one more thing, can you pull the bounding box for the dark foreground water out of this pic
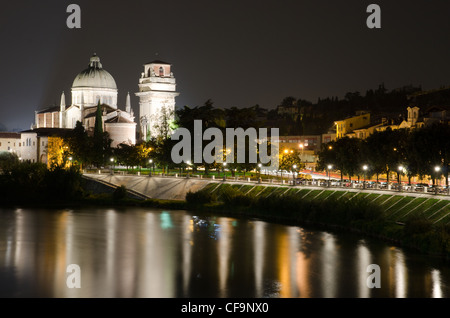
[0,207,449,298]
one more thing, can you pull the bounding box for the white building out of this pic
[1,54,181,165]
[135,60,179,141]
[34,54,136,148]
[0,133,21,156]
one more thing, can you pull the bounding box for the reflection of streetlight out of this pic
[363,165,368,189]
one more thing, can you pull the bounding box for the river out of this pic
[0,207,448,298]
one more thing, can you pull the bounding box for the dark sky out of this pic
[1,0,449,131]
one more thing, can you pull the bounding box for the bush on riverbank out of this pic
[113,185,128,201]
[186,189,217,205]
[0,161,84,203]
[402,215,450,256]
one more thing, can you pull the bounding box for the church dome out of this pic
[72,54,117,90]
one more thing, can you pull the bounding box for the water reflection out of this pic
[0,208,449,298]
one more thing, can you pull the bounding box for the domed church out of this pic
[34,54,136,147]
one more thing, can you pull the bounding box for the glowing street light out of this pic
[292,164,297,186]
[222,162,227,181]
[110,157,115,175]
[434,166,441,195]
[149,159,154,176]
[327,164,333,187]
[398,165,404,191]
[363,165,368,189]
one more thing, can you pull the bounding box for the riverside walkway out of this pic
[83,171,450,202]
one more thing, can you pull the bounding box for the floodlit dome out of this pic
[72,54,117,90]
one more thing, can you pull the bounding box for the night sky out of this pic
[1,0,449,131]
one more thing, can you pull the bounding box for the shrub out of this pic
[186,189,216,205]
[113,185,128,201]
[404,214,433,236]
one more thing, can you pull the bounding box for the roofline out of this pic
[143,60,172,65]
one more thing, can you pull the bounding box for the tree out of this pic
[280,96,296,107]
[66,121,90,169]
[115,143,139,170]
[0,152,19,174]
[318,137,363,182]
[361,136,381,183]
[279,150,303,172]
[89,102,112,168]
[408,123,450,186]
[175,100,226,175]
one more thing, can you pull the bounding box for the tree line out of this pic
[317,123,450,186]
[61,100,303,176]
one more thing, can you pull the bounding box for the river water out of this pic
[0,207,448,298]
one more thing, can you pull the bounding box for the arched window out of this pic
[159,66,164,77]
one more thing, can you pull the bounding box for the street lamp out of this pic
[110,157,115,175]
[327,164,333,187]
[149,159,153,177]
[292,164,297,186]
[299,143,305,163]
[363,165,368,189]
[435,165,441,195]
[398,165,403,192]
[222,162,227,181]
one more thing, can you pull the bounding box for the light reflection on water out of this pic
[0,207,449,298]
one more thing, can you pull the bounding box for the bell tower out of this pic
[135,60,179,141]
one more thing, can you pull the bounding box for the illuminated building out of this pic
[135,60,179,141]
[33,54,136,148]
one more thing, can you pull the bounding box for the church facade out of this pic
[34,54,137,147]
